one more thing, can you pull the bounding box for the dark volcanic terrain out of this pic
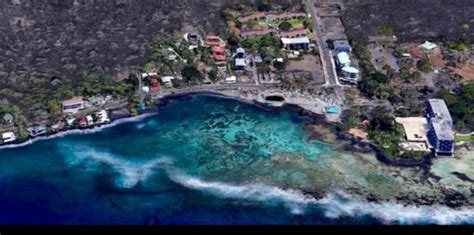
[341,0,473,43]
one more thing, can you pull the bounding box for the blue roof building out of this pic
[427,99,454,156]
[333,40,352,53]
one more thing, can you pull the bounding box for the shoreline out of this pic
[2,91,474,209]
[1,89,467,169]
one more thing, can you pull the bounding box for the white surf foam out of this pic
[62,143,171,188]
[165,169,474,224]
[0,113,156,150]
[58,143,474,224]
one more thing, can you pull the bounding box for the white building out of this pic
[225,76,237,84]
[235,58,246,70]
[61,96,85,114]
[281,37,310,50]
[1,132,16,144]
[419,41,437,51]
[161,76,175,87]
[95,110,110,124]
[335,52,351,68]
[341,66,359,81]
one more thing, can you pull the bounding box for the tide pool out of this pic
[0,95,473,225]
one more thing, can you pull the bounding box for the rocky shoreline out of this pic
[2,91,474,209]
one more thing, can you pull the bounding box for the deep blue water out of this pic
[0,96,471,225]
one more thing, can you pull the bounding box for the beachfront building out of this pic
[426,99,454,156]
[225,76,237,84]
[281,37,310,50]
[396,117,430,152]
[95,110,110,124]
[161,76,175,88]
[1,132,16,144]
[61,96,85,114]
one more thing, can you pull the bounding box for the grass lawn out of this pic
[288,19,304,27]
[455,134,474,142]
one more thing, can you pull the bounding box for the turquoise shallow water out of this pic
[0,95,473,224]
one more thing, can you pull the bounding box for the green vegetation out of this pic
[0,105,29,139]
[208,68,218,82]
[368,107,404,158]
[303,17,314,30]
[436,84,474,131]
[144,95,153,107]
[78,70,138,98]
[278,21,293,31]
[455,134,474,142]
[446,41,466,51]
[462,24,470,31]
[257,0,271,11]
[48,100,62,119]
[181,66,202,83]
[417,58,432,73]
[379,26,395,36]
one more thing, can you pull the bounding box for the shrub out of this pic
[278,21,293,31]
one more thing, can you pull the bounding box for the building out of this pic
[88,96,106,106]
[236,48,245,58]
[161,76,174,86]
[240,27,276,39]
[211,46,227,62]
[251,55,263,67]
[1,132,16,144]
[333,40,352,53]
[235,58,246,70]
[340,66,359,81]
[427,99,454,156]
[61,96,85,114]
[149,78,161,93]
[225,76,237,84]
[205,35,226,47]
[28,125,47,137]
[2,113,14,125]
[95,110,110,124]
[278,29,309,38]
[396,117,430,152]
[335,52,351,68]
[281,37,310,50]
[419,41,437,51]
[238,12,266,23]
[186,31,200,45]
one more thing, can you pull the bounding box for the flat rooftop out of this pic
[428,99,453,125]
[395,117,429,142]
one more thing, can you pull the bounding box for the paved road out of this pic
[305,0,339,86]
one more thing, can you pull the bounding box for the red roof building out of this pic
[211,46,226,53]
[150,86,161,93]
[205,35,225,47]
[150,78,159,85]
[238,12,266,23]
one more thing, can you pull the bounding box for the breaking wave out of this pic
[60,142,172,188]
[60,143,474,225]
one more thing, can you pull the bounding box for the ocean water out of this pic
[0,95,473,225]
